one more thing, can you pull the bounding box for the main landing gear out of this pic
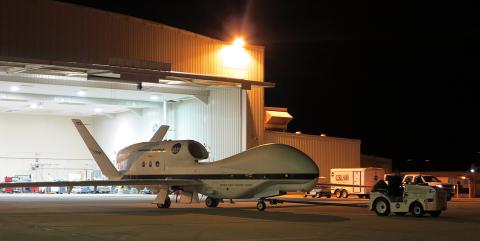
[205,197,220,208]
[256,200,266,211]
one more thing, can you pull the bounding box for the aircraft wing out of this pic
[0,179,202,188]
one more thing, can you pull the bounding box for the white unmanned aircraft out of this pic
[1,119,319,211]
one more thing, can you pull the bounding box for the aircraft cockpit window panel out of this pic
[156,161,160,167]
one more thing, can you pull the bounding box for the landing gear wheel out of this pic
[429,210,442,217]
[411,202,425,217]
[156,196,171,208]
[205,197,219,208]
[394,212,407,216]
[373,198,390,216]
[335,190,341,198]
[341,190,348,198]
[257,200,266,211]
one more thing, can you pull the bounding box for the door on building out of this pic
[353,171,362,193]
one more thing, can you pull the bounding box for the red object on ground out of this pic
[30,187,40,193]
[4,176,13,193]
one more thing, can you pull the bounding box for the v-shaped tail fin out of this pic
[72,119,121,179]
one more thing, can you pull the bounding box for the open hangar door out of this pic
[0,69,244,182]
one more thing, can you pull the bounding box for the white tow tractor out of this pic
[370,183,447,217]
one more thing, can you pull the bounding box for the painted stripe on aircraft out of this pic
[121,173,318,180]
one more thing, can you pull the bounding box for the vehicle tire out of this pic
[373,198,390,216]
[335,189,341,198]
[429,210,442,217]
[205,197,219,208]
[394,212,407,216]
[341,190,348,198]
[156,196,171,208]
[410,202,425,217]
[257,200,266,211]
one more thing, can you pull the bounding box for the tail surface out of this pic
[72,119,122,179]
[150,125,169,142]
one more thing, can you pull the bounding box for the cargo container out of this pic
[330,167,385,198]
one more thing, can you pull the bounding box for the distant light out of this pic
[320,133,327,137]
[77,90,86,96]
[460,176,466,180]
[10,86,19,92]
[150,95,159,101]
[29,103,38,109]
[470,168,475,173]
[233,38,245,48]
[94,108,103,113]
[295,131,302,135]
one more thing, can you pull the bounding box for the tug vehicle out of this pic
[369,181,447,217]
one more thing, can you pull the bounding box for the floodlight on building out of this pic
[320,133,327,137]
[233,38,245,48]
[295,131,302,135]
[221,38,249,69]
[10,86,19,92]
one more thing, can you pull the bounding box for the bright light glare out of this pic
[77,90,86,96]
[10,86,19,92]
[233,38,245,48]
[471,168,475,173]
[222,46,249,69]
[29,103,38,109]
[150,95,159,101]
[94,108,103,113]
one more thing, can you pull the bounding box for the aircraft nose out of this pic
[268,144,319,176]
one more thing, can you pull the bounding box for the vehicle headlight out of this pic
[436,184,443,188]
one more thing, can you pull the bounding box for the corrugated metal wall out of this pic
[265,131,361,178]
[0,0,264,148]
[174,87,242,161]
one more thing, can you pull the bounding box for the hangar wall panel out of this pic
[0,114,95,180]
[0,0,265,149]
[265,131,361,178]
[174,87,242,162]
[92,107,165,162]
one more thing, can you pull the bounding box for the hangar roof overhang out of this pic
[0,56,275,90]
[0,56,274,116]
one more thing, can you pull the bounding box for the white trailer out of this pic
[330,167,385,198]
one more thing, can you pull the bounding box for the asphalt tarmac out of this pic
[0,194,479,241]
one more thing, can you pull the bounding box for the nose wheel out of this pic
[256,200,266,211]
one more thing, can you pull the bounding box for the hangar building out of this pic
[0,0,362,182]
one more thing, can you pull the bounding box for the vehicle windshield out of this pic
[422,176,441,182]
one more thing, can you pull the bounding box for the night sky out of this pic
[59,0,480,171]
